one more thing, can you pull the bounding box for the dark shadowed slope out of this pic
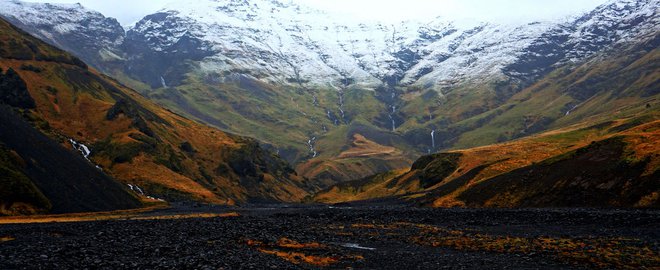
[0,105,141,214]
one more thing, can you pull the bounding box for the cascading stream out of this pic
[160,76,167,88]
[431,129,435,149]
[306,136,317,158]
[338,90,345,123]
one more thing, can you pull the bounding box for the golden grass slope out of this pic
[313,111,660,207]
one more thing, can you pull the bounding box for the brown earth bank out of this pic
[0,205,658,269]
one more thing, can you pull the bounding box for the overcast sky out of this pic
[26,0,609,26]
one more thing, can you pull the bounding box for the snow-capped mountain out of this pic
[505,0,660,84]
[122,0,658,90]
[0,0,125,69]
[1,0,656,91]
[124,0,555,89]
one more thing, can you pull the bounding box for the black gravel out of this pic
[1,205,658,269]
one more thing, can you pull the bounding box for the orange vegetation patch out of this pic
[258,249,339,266]
[335,222,659,269]
[276,237,326,249]
[337,134,400,158]
[617,121,660,175]
[416,232,659,269]
[0,205,164,224]
[0,236,15,242]
[245,238,337,266]
[0,204,239,224]
[245,237,364,267]
[128,212,240,221]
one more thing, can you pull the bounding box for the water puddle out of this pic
[341,243,376,251]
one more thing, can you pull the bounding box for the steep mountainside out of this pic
[1,0,657,187]
[0,17,311,209]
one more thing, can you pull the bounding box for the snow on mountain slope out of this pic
[1,0,656,91]
[127,0,506,88]
[0,0,125,67]
[505,0,660,83]
[124,0,658,91]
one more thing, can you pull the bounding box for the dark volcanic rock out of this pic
[0,206,657,269]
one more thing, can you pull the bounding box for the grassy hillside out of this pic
[0,18,311,208]
[312,113,660,207]
[131,70,419,187]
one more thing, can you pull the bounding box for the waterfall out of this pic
[565,104,578,116]
[160,76,167,88]
[431,129,435,149]
[128,184,165,202]
[327,110,339,125]
[338,91,346,122]
[69,139,91,160]
[307,137,317,158]
[127,184,145,195]
[388,114,396,131]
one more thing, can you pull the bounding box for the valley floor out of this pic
[0,205,658,269]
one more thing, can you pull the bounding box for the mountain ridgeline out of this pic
[0,0,658,209]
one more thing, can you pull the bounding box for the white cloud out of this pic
[24,0,609,26]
